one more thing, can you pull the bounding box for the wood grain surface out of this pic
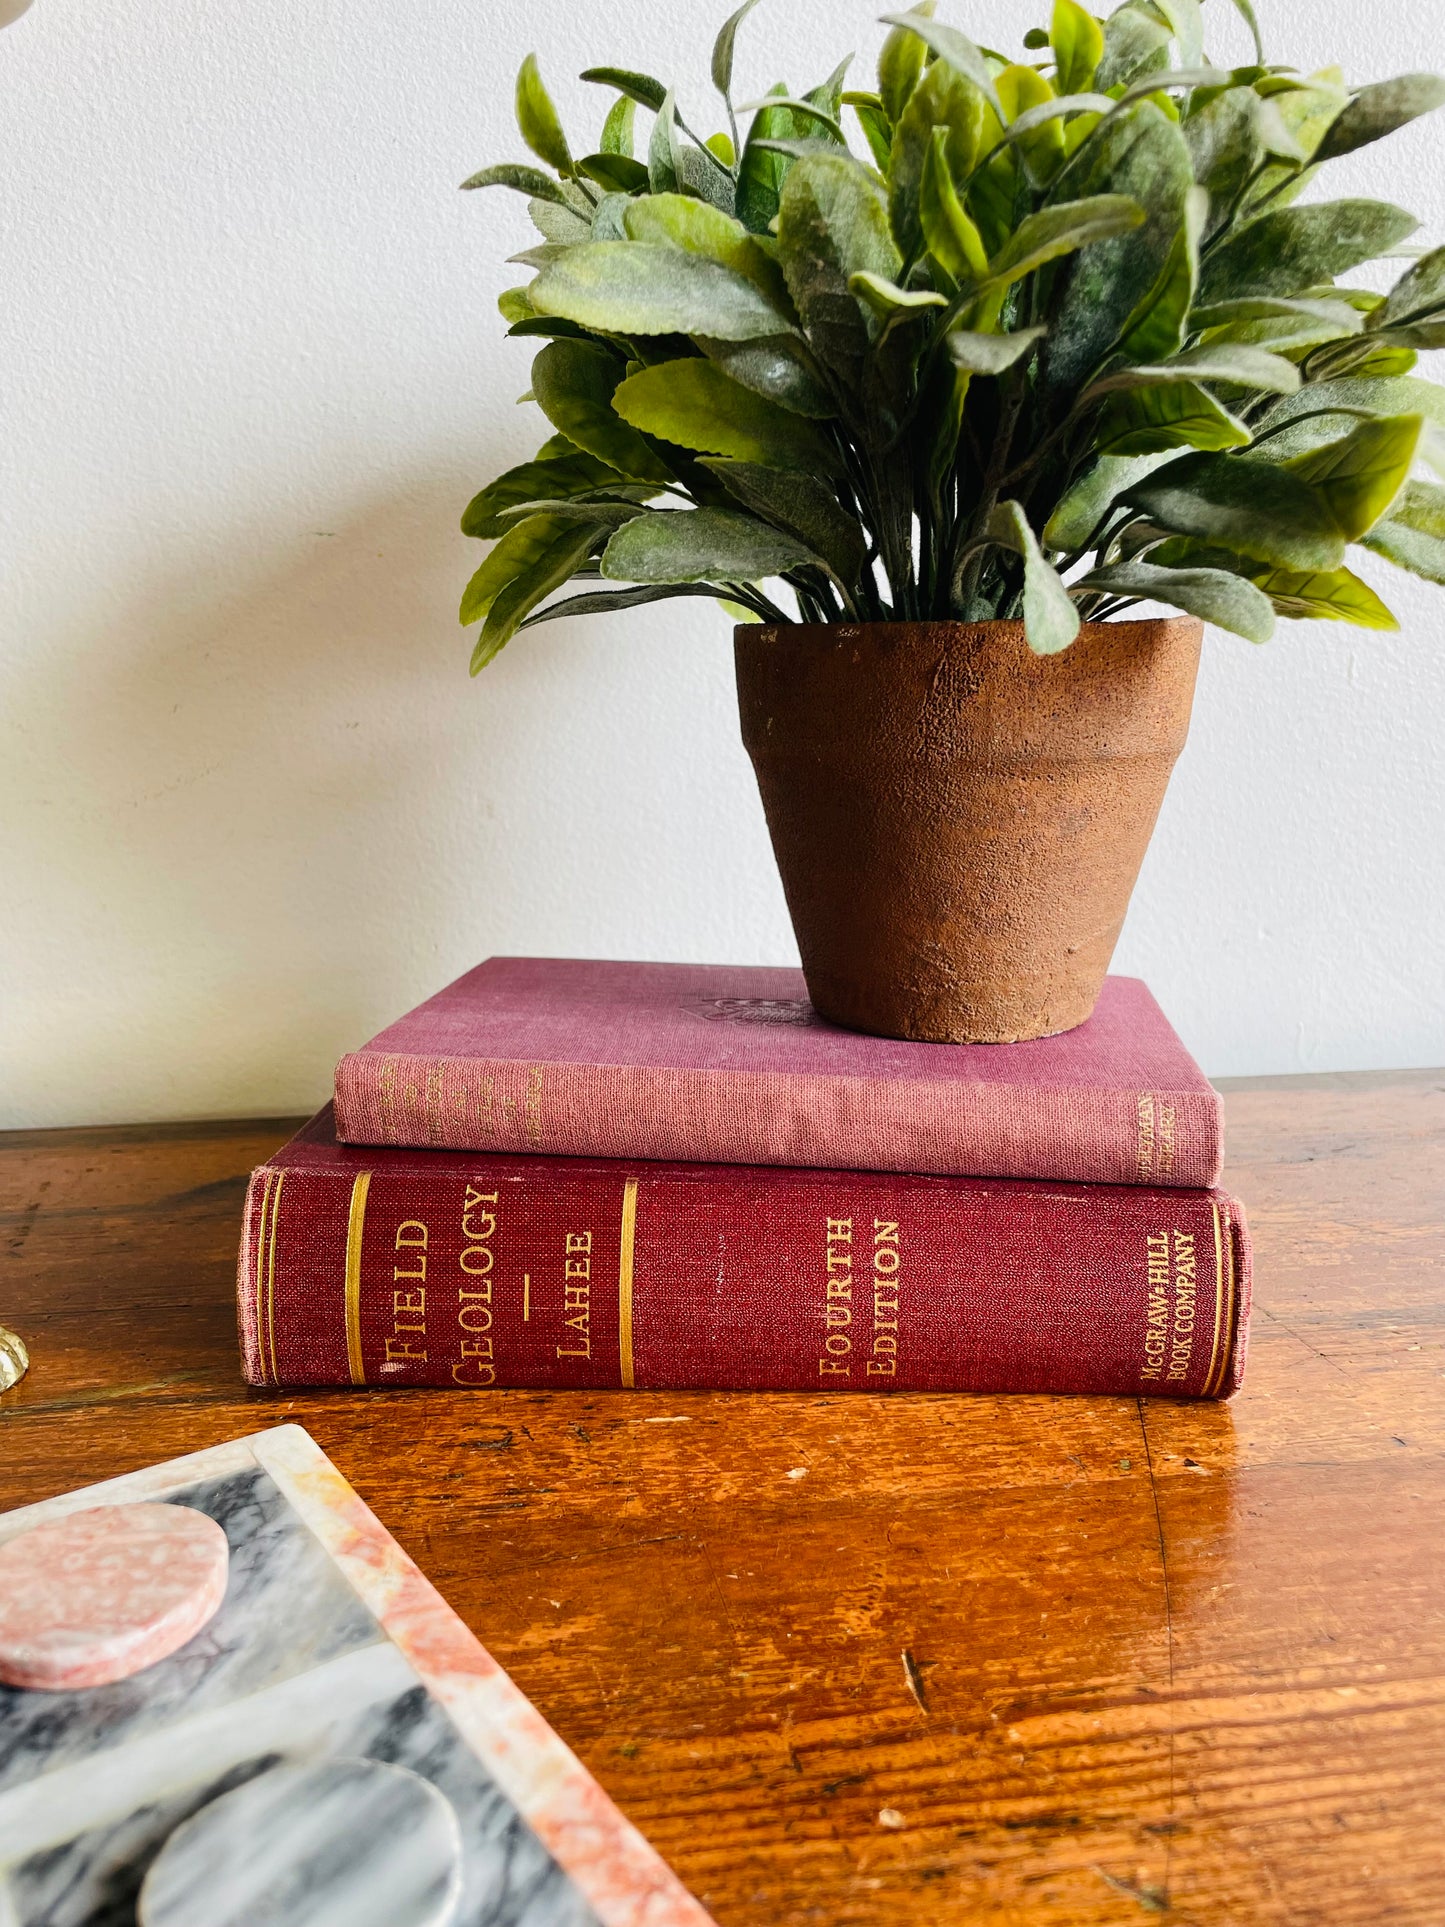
[2,1070,1442,1925]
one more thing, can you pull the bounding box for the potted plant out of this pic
[457,0,1445,1042]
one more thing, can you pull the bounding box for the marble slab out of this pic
[0,1425,714,1927]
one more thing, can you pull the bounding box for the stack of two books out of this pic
[238,959,1251,1400]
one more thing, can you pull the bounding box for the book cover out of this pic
[334,958,1223,1187]
[240,1108,1250,1400]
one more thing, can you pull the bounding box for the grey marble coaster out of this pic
[138,1755,463,1927]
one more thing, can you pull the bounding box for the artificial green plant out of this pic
[458,0,1445,663]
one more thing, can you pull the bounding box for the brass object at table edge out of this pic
[0,1326,29,1393]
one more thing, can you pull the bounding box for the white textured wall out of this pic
[2,0,1443,1128]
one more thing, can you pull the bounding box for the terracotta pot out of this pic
[735,617,1203,1044]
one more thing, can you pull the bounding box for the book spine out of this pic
[333,1051,1223,1189]
[238,1159,1250,1399]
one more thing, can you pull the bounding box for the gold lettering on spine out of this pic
[868,1219,901,1377]
[1165,1229,1197,1382]
[819,1219,853,1376]
[344,1172,372,1385]
[1140,1231,1171,1381]
[1201,1200,1227,1396]
[1201,1201,1235,1397]
[618,1180,638,1388]
[454,1186,499,1385]
[252,1172,274,1386]
[378,1059,397,1142]
[1136,1093,1156,1181]
[264,1170,284,1385]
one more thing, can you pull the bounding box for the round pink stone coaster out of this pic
[0,1503,229,1691]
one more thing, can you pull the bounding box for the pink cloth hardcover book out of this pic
[334,958,1221,1187]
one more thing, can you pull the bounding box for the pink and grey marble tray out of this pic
[0,1423,715,1927]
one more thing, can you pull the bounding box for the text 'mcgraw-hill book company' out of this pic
[333,958,1222,1187]
[238,1109,1251,1400]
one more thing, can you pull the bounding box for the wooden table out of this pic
[2,1069,1442,1926]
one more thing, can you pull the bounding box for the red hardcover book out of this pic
[334,958,1222,1188]
[239,1109,1251,1399]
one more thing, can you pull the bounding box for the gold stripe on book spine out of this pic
[253,1172,274,1385]
[1212,1201,1237,1397]
[1203,1200,1227,1397]
[618,1178,638,1389]
[265,1171,285,1386]
[344,1172,372,1386]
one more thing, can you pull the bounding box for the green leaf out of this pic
[580,67,668,114]
[735,83,795,234]
[491,498,647,533]
[527,196,591,245]
[920,128,989,281]
[1359,480,1445,584]
[878,13,1004,119]
[460,162,569,202]
[1285,413,1423,540]
[1043,102,1194,398]
[1256,377,1445,462]
[601,507,818,582]
[1043,450,1175,550]
[1086,343,1301,400]
[647,89,679,195]
[848,272,947,327]
[878,1,934,123]
[945,326,1047,375]
[1199,310,1360,356]
[612,358,833,470]
[1095,382,1252,455]
[1248,564,1399,628]
[1197,200,1420,304]
[1222,0,1263,64]
[1192,295,1364,332]
[985,194,1146,290]
[521,582,735,629]
[600,94,636,158]
[1381,244,1445,331]
[704,460,868,586]
[1052,0,1105,97]
[887,54,990,260]
[697,334,834,415]
[1147,0,1203,69]
[776,153,901,377]
[587,192,633,242]
[462,452,647,538]
[576,152,649,194]
[995,63,1066,189]
[988,500,1082,654]
[530,338,674,482]
[1313,74,1445,164]
[713,0,761,101]
[515,54,572,177]
[1119,184,1204,363]
[737,94,845,143]
[1078,559,1275,641]
[473,519,602,670]
[1096,7,1170,91]
[461,510,589,628]
[622,193,790,308]
[497,286,535,324]
[1121,452,1346,570]
[1179,87,1262,225]
[848,94,895,170]
[530,241,788,340]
